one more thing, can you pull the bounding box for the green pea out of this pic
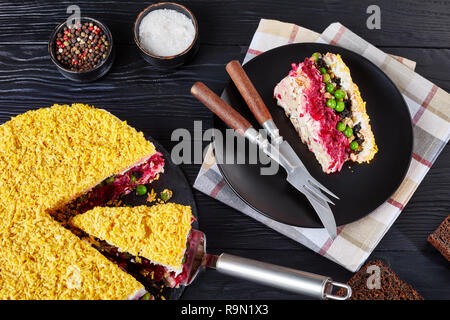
[136,185,147,195]
[335,100,345,112]
[106,176,114,184]
[130,175,136,184]
[336,122,346,132]
[326,99,336,109]
[334,89,345,99]
[325,83,334,93]
[319,67,327,74]
[344,127,353,138]
[311,52,320,61]
[350,141,359,151]
[323,73,331,83]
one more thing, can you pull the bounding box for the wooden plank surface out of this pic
[0,0,448,300]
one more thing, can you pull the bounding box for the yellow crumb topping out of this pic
[0,103,157,299]
[72,204,192,272]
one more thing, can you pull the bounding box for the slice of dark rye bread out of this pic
[336,260,423,300]
[427,215,450,261]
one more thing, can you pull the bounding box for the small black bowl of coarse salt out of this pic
[134,2,199,68]
[48,17,115,82]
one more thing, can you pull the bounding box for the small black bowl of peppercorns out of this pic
[48,17,115,82]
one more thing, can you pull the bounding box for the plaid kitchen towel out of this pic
[194,19,450,272]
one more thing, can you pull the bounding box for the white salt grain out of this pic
[139,9,195,57]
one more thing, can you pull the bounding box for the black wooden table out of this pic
[0,0,448,300]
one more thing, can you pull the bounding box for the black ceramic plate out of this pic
[119,136,197,300]
[214,43,413,228]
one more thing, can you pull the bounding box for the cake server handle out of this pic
[214,253,352,300]
[191,81,252,136]
[225,60,282,143]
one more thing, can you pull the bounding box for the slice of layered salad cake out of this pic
[274,52,377,173]
[0,103,164,300]
[71,204,193,290]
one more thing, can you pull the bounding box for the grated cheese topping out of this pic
[0,103,157,299]
[71,204,192,273]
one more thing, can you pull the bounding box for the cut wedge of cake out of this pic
[0,103,164,299]
[274,52,377,173]
[71,204,193,287]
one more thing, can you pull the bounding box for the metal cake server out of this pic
[191,64,338,239]
[182,229,351,300]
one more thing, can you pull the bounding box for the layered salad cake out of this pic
[274,52,377,173]
[0,104,164,299]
